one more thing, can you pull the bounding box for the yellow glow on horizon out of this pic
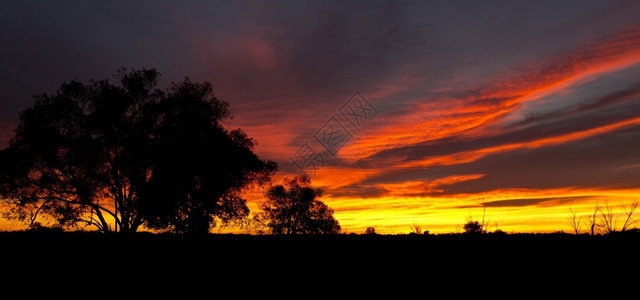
[2,188,639,235]
[322,188,640,235]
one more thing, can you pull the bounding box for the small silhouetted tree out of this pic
[0,68,277,233]
[365,227,376,235]
[253,175,340,234]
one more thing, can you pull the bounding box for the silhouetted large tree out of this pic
[254,175,340,234]
[0,68,277,233]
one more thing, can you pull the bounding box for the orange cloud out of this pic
[338,28,640,162]
[398,116,640,170]
[377,174,486,197]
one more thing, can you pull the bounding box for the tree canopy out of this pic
[254,175,341,234]
[0,68,277,233]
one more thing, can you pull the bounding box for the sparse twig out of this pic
[567,206,582,234]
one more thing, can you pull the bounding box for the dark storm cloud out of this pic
[452,196,594,209]
[509,79,640,129]
[325,184,388,199]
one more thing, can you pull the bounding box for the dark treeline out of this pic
[1,230,636,264]
[1,229,637,292]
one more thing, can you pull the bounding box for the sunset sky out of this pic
[1,0,640,234]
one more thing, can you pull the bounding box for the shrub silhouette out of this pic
[463,220,484,234]
[253,175,340,234]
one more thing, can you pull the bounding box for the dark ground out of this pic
[1,231,638,295]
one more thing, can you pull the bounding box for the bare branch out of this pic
[567,206,582,234]
[409,224,422,234]
[587,203,599,236]
[620,200,638,232]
